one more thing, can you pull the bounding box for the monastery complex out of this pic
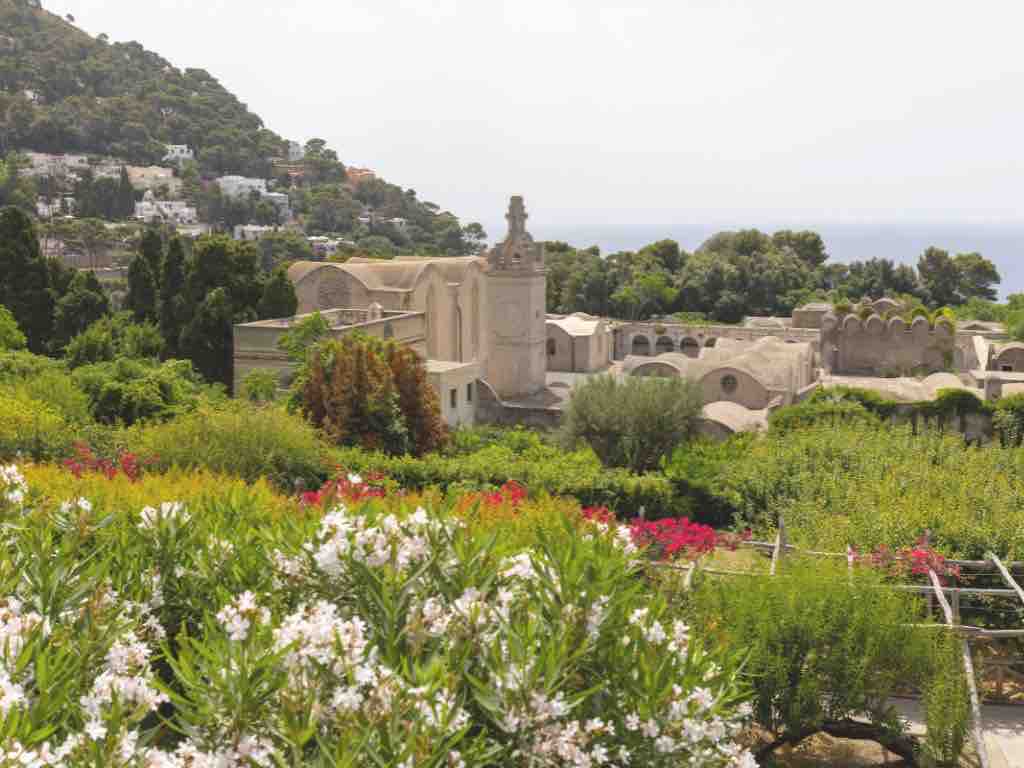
[232,197,1023,438]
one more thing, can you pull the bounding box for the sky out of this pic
[46,0,1024,284]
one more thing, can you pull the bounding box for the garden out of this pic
[0,298,1021,764]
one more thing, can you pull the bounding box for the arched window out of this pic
[547,338,557,356]
[655,336,674,355]
[631,336,651,356]
[681,338,700,358]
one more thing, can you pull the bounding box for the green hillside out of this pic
[0,0,286,176]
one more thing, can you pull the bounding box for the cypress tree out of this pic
[257,267,298,319]
[117,166,136,219]
[126,254,158,323]
[159,237,187,357]
[139,228,163,280]
[179,287,234,389]
[0,206,53,353]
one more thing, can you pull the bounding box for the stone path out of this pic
[891,698,1024,767]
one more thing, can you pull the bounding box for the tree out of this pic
[558,374,702,473]
[159,237,188,357]
[297,333,446,456]
[954,252,1000,302]
[138,228,163,278]
[257,267,298,319]
[117,166,136,218]
[51,271,110,351]
[0,206,53,352]
[772,230,828,268]
[918,247,960,306]
[179,287,234,388]
[126,253,158,322]
[0,305,26,351]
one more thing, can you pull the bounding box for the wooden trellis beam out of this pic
[987,551,1024,607]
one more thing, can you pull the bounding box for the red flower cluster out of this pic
[629,517,719,560]
[580,506,615,525]
[862,538,960,582]
[63,442,152,482]
[300,472,387,506]
[482,481,526,508]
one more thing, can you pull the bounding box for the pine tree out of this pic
[126,254,158,323]
[0,207,54,352]
[159,237,187,357]
[179,288,234,388]
[257,267,298,319]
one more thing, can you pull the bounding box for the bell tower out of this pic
[485,196,547,399]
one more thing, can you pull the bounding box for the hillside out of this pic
[0,0,285,176]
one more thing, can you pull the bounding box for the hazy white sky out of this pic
[48,0,1024,241]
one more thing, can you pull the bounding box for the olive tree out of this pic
[558,374,702,473]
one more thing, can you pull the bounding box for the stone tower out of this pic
[485,196,547,399]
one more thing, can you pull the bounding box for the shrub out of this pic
[0,466,755,765]
[0,390,74,461]
[0,303,26,350]
[1,369,92,425]
[72,357,206,425]
[65,312,165,368]
[768,397,879,434]
[687,559,965,764]
[240,367,279,403]
[716,421,1024,558]
[558,374,702,473]
[128,402,330,490]
[296,333,447,456]
[332,441,682,520]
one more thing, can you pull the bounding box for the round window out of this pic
[721,374,738,394]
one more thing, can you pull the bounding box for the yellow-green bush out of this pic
[127,402,330,490]
[0,390,75,461]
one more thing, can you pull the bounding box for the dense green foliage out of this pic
[335,428,680,520]
[127,402,328,489]
[0,0,286,174]
[688,560,966,763]
[546,231,1003,323]
[558,374,702,472]
[670,420,1024,558]
[0,303,25,349]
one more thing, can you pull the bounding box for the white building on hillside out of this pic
[134,191,197,224]
[287,141,304,162]
[217,175,268,199]
[163,144,194,164]
[234,224,277,241]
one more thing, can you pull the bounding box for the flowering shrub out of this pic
[581,508,751,562]
[859,538,962,582]
[0,464,756,767]
[62,441,154,481]
[300,471,388,506]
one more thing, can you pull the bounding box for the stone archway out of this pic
[631,335,651,356]
[681,337,700,358]
[705,337,718,348]
[655,335,675,355]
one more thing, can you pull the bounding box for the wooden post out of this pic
[846,544,855,584]
[928,569,990,768]
[770,516,787,577]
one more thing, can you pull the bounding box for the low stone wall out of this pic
[474,379,562,430]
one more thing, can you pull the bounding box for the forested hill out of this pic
[0,0,287,176]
